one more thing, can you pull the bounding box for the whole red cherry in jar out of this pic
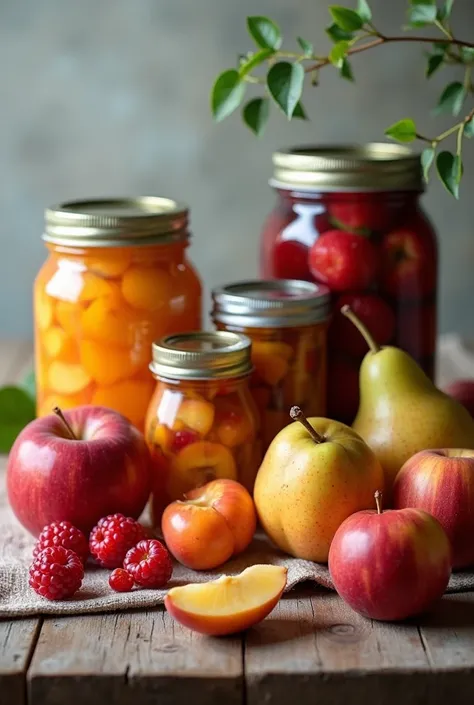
[260,144,438,424]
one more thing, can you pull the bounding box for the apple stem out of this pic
[53,407,77,440]
[290,406,324,444]
[374,490,383,515]
[341,305,380,354]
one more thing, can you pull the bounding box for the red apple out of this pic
[7,405,152,536]
[327,195,393,233]
[328,492,451,621]
[308,230,379,292]
[444,380,474,418]
[393,449,474,569]
[272,239,312,281]
[380,219,437,299]
[329,294,395,358]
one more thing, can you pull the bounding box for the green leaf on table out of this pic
[267,61,305,118]
[340,57,354,81]
[0,386,36,453]
[329,6,364,32]
[357,0,372,23]
[385,118,417,143]
[211,69,246,122]
[421,147,435,181]
[329,41,350,67]
[238,49,273,78]
[243,97,270,136]
[461,47,474,63]
[436,150,462,198]
[326,23,354,42]
[247,16,282,51]
[297,37,314,57]
[293,101,308,119]
[408,2,437,27]
[426,53,444,78]
[437,0,454,22]
[464,118,474,138]
[435,81,466,116]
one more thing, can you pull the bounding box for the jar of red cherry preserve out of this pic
[261,144,437,424]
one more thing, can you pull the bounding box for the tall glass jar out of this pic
[34,198,202,430]
[145,331,260,524]
[212,280,330,452]
[260,145,438,424]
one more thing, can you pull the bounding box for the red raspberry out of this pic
[29,546,84,600]
[89,514,146,569]
[123,539,173,588]
[109,568,134,593]
[33,521,89,564]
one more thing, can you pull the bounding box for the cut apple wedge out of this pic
[164,564,287,636]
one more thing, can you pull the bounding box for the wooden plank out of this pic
[245,591,474,705]
[419,592,474,668]
[28,608,243,705]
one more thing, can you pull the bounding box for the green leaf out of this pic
[437,0,454,22]
[421,147,435,181]
[267,61,305,118]
[329,6,364,32]
[435,81,466,117]
[432,41,450,55]
[340,57,354,81]
[238,48,273,78]
[326,23,354,42]
[293,101,308,119]
[329,41,350,67]
[385,118,417,143]
[464,118,474,138]
[461,47,474,63]
[408,3,437,26]
[243,97,270,136]
[357,0,372,23]
[436,151,462,198]
[211,69,246,122]
[0,386,36,453]
[247,16,282,51]
[297,37,314,57]
[426,53,444,78]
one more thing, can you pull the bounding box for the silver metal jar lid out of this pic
[211,280,331,328]
[150,331,253,380]
[44,197,189,248]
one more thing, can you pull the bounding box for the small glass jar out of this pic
[145,331,260,524]
[260,144,438,423]
[212,280,330,452]
[34,198,202,430]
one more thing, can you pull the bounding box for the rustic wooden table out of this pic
[2,340,474,705]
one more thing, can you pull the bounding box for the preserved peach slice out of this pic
[252,341,294,362]
[36,291,54,331]
[252,352,289,387]
[92,378,154,428]
[167,441,237,501]
[55,300,81,336]
[121,265,172,311]
[176,398,215,436]
[78,272,119,302]
[164,564,287,636]
[81,340,145,386]
[48,361,91,395]
[43,327,78,362]
[37,389,93,417]
[88,251,132,278]
[215,405,252,448]
[81,297,135,345]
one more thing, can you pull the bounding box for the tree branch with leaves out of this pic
[211,0,474,198]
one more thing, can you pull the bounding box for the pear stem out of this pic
[290,406,324,444]
[374,490,383,515]
[341,305,380,354]
[53,407,77,440]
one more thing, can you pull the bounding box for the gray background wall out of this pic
[1,0,474,336]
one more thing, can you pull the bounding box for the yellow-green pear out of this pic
[253,407,384,562]
[343,306,474,497]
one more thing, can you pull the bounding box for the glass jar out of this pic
[34,197,202,430]
[260,144,438,424]
[212,280,330,452]
[145,331,260,523]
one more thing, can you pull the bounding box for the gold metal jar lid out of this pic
[271,143,423,192]
[44,197,189,248]
[150,331,253,381]
[212,280,331,328]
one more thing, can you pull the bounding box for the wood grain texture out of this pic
[28,608,243,705]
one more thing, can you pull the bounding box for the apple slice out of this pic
[164,564,287,636]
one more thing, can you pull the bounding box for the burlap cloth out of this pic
[1,334,473,617]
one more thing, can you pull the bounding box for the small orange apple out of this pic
[164,564,287,635]
[161,478,257,570]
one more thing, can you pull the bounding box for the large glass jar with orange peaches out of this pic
[145,331,259,524]
[34,198,202,430]
[212,280,330,452]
